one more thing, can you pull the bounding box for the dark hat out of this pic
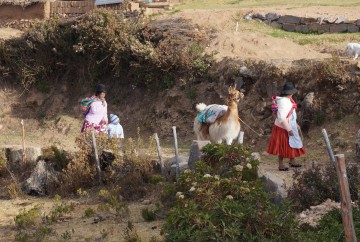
[280,82,297,95]
[96,84,106,93]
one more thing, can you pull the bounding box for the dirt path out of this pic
[0,27,22,40]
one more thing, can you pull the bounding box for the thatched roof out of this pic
[0,0,45,7]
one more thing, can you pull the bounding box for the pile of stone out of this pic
[0,19,39,30]
[246,12,360,33]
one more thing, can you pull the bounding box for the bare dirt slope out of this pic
[164,7,360,61]
[0,27,22,40]
[1,6,358,149]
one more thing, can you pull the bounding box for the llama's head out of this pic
[227,86,244,103]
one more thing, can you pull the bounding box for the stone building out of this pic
[0,0,51,20]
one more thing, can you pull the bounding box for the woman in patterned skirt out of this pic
[81,84,108,134]
[267,82,306,171]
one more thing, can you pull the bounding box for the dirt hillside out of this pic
[0,6,359,148]
[0,5,359,241]
[162,7,360,61]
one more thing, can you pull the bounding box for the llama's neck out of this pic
[227,100,239,118]
[219,99,238,121]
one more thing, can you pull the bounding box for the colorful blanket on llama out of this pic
[198,104,228,124]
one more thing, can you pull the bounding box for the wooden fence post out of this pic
[21,120,26,164]
[91,130,102,185]
[335,154,357,242]
[321,129,335,164]
[237,131,244,144]
[172,126,180,182]
[154,133,164,175]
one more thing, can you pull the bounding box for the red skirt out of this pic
[267,125,306,158]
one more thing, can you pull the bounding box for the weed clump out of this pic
[14,197,75,241]
[288,162,360,212]
[299,207,360,240]
[42,146,69,172]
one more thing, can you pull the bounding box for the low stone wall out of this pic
[248,12,360,33]
[50,0,95,17]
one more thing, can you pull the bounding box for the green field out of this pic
[169,0,360,46]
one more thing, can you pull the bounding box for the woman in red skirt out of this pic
[267,82,306,171]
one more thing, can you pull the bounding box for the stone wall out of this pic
[50,0,95,17]
[248,12,360,33]
[0,3,47,21]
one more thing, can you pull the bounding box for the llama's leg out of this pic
[225,139,233,145]
[354,53,358,60]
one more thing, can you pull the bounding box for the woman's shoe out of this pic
[278,167,289,171]
[289,163,302,168]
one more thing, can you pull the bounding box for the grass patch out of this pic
[238,19,360,46]
[171,1,359,46]
[176,0,360,9]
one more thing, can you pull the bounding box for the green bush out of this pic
[15,226,53,242]
[141,208,157,222]
[42,146,69,172]
[161,144,299,241]
[14,205,41,229]
[0,148,7,173]
[201,144,259,181]
[150,175,165,185]
[84,207,95,217]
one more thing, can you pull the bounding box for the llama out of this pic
[193,86,244,144]
[346,43,360,60]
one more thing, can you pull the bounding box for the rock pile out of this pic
[246,12,360,33]
[0,19,39,30]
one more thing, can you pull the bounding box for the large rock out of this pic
[323,17,337,24]
[6,146,42,168]
[295,25,309,33]
[278,15,301,24]
[282,23,296,32]
[170,162,189,178]
[165,155,188,177]
[300,17,316,24]
[269,21,282,28]
[265,12,280,21]
[188,140,211,170]
[23,160,59,196]
[347,24,359,33]
[301,92,315,109]
[252,13,265,20]
[334,16,347,24]
[329,24,348,33]
[259,170,287,205]
[309,23,330,33]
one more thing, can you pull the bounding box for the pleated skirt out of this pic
[267,125,306,158]
[81,120,107,134]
